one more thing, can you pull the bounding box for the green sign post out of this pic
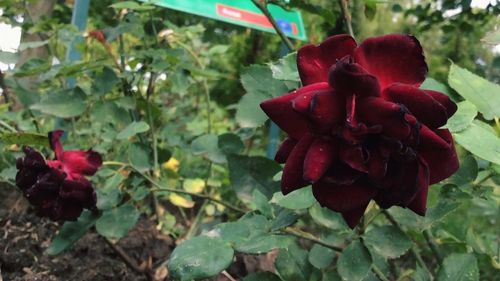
[146,0,307,41]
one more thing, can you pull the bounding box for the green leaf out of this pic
[309,203,348,230]
[191,134,226,163]
[46,210,100,255]
[0,51,19,64]
[243,272,282,281]
[308,244,335,269]
[363,226,412,259]
[270,209,298,231]
[448,63,500,120]
[109,1,155,10]
[218,133,244,155]
[92,67,119,95]
[251,189,273,218]
[437,253,479,281]
[19,40,49,51]
[167,236,234,281]
[227,154,282,200]
[275,243,311,281]
[269,52,300,82]
[30,88,87,118]
[448,155,478,186]
[116,121,150,140]
[96,173,124,210]
[128,142,152,172]
[15,58,51,77]
[453,123,500,165]
[270,186,316,210]
[235,234,292,254]
[412,264,432,281]
[237,65,288,128]
[337,240,373,281]
[445,101,477,133]
[95,203,140,239]
[0,132,48,147]
[388,199,461,230]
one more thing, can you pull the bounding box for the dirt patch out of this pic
[0,186,276,281]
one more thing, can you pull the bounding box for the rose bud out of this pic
[261,34,459,228]
[15,130,102,221]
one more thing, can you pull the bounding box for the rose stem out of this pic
[251,0,295,51]
[423,229,444,264]
[382,210,434,278]
[338,0,355,38]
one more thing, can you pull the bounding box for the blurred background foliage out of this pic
[0,0,499,280]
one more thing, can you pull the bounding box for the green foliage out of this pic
[46,211,101,255]
[95,203,140,239]
[167,236,234,281]
[438,253,479,281]
[337,240,373,281]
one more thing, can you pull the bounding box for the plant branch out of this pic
[283,228,344,252]
[103,236,147,276]
[338,0,355,38]
[423,229,444,264]
[382,210,434,277]
[372,263,390,281]
[251,0,295,51]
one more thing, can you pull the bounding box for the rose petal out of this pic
[322,161,363,186]
[353,34,428,89]
[367,148,389,182]
[339,144,368,173]
[275,137,297,164]
[312,179,376,212]
[375,157,428,209]
[303,138,336,182]
[261,83,330,139]
[281,133,315,194]
[328,56,380,97]
[424,90,458,117]
[297,35,357,85]
[408,159,430,216]
[357,97,411,140]
[62,149,103,176]
[60,177,96,208]
[418,129,459,184]
[310,91,345,132]
[383,84,448,129]
[419,125,450,149]
[341,203,369,229]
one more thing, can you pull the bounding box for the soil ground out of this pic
[0,184,276,281]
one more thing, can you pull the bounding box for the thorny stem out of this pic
[251,0,295,51]
[382,210,434,277]
[338,0,355,38]
[103,162,247,213]
[423,229,444,264]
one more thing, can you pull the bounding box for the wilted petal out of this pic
[312,179,376,212]
[60,177,96,209]
[281,133,315,194]
[297,35,357,85]
[62,149,103,176]
[383,84,448,129]
[353,34,428,89]
[49,130,65,160]
[275,137,297,164]
[303,138,336,182]
[418,129,459,184]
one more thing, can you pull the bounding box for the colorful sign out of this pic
[145,0,307,41]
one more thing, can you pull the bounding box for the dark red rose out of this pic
[260,34,459,228]
[15,130,102,221]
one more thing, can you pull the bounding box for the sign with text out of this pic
[146,0,306,41]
